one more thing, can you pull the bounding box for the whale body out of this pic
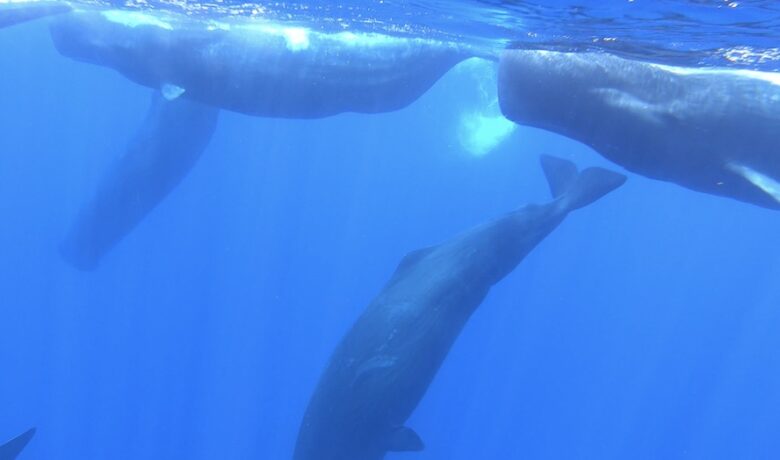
[294,155,626,460]
[49,10,471,118]
[0,428,35,460]
[498,49,780,210]
[60,94,219,270]
[50,9,474,269]
[0,1,69,29]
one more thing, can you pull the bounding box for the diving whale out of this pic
[498,49,780,210]
[49,9,472,119]
[50,9,474,269]
[294,156,626,460]
[0,2,69,29]
[0,428,35,460]
[60,93,219,270]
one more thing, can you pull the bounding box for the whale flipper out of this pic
[60,93,219,270]
[386,426,424,452]
[727,162,780,204]
[0,428,35,460]
[161,83,186,101]
[540,154,627,212]
[0,2,70,29]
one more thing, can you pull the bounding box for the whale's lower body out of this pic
[60,94,219,270]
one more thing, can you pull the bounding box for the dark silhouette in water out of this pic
[294,155,626,460]
[498,50,780,210]
[0,428,35,460]
[0,2,69,29]
[49,8,474,269]
[60,94,219,270]
[49,9,471,119]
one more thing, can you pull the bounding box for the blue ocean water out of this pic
[1,1,779,459]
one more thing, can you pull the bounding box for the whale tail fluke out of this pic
[540,154,626,212]
[0,428,35,460]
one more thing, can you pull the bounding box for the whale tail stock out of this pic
[0,428,35,460]
[59,92,219,271]
[540,154,627,212]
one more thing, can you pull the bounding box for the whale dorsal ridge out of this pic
[386,426,425,452]
[395,246,436,275]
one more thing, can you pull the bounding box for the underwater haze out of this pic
[1,1,780,459]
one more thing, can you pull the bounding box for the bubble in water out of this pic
[455,58,516,157]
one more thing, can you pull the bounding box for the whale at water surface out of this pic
[498,49,780,210]
[49,9,473,118]
[51,9,477,270]
[0,1,70,29]
[294,156,625,460]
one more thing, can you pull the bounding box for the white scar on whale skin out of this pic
[351,355,398,387]
[590,88,672,125]
[101,10,173,30]
[97,9,459,52]
[728,163,780,203]
[101,10,314,52]
[652,63,780,87]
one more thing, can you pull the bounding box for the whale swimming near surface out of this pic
[49,9,473,119]
[293,155,626,460]
[49,8,476,269]
[0,428,35,460]
[60,93,219,271]
[498,49,780,210]
[0,1,70,29]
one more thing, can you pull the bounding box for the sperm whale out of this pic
[294,155,626,460]
[498,49,780,210]
[50,9,474,269]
